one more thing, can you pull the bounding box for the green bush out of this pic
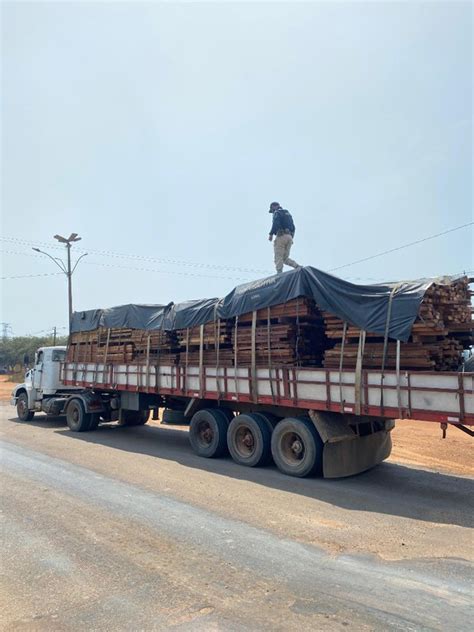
[0,336,68,372]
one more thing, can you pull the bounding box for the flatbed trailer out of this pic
[60,359,474,478]
[14,267,472,478]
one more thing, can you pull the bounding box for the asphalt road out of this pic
[1,404,473,631]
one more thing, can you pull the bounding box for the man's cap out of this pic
[269,201,281,213]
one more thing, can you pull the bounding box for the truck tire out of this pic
[119,410,149,427]
[17,392,34,422]
[189,409,229,458]
[161,408,188,425]
[216,408,235,423]
[251,411,279,432]
[89,413,100,431]
[66,399,92,432]
[271,417,323,478]
[227,413,272,467]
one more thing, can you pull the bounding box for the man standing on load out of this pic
[268,201,300,274]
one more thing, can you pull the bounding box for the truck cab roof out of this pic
[37,346,67,353]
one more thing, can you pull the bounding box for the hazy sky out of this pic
[1,1,472,336]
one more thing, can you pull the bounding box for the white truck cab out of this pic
[11,346,78,421]
[11,343,143,430]
[32,346,67,394]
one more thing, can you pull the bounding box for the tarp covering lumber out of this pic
[70,267,458,342]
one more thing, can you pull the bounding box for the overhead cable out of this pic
[329,222,473,272]
[1,271,63,280]
[2,223,472,275]
[0,236,272,275]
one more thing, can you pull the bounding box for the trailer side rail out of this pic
[62,362,474,426]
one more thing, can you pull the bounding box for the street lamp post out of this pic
[33,233,87,333]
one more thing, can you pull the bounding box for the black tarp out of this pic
[70,266,456,342]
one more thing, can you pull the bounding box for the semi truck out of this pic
[11,342,473,478]
[11,267,473,478]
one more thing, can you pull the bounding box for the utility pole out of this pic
[33,234,87,334]
[52,326,57,345]
[66,240,73,329]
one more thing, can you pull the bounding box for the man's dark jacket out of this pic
[269,208,296,237]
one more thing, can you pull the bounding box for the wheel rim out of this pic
[70,405,80,425]
[280,431,305,465]
[197,420,213,446]
[234,425,256,458]
[18,397,27,417]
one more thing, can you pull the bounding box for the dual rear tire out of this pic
[271,417,323,477]
[227,413,273,467]
[66,400,99,432]
[189,409,230,458]
[161,408,187,425]
[189,409,323,477]
[119,409,149,427]
[66,402,149,432]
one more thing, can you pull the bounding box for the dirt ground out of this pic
[0,376,13,401]
[391,419,473,476]
[2,375,472,477]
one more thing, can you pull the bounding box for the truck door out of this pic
[32,350,44,391]
[43,348,66,393]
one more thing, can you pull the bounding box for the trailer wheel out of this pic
[66,399,92,432]
[89,413,100,431]
[271,417,323,478]
[227,413,272,467]
[162,408,188,425]
[251,411,279,432]
[189,409,229,458]
[120,410,149,427]
[16,393,34,422]
[216,408,235,423]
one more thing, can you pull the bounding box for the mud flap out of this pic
[322,431,392,478]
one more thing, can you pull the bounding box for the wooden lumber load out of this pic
[175,321,234,367]
[67,298,328,368]
[323,277,472,371]
[174,298,327,367]
[231,298,326,367]
[67,327,180,365]
[67,278,472,373]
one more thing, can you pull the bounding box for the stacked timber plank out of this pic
[323,277,472,371]
[67,298,327,368]
[67,277,472,372]
[232,299,326,366]
[176,321,234,367]
[67,328,180,366]
[231,322,323,367]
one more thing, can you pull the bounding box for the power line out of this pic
[1,249,41,258]
[0,222,474,278]
[83,260,253,282]
[29,326,68,336]
[2,223,472,276]
[2,221,473,284]
[1,248,472,284]
[0,249,254,282]
[0,236,272,275]
[1,271,63,280]
[329,222,474,272]
[0,252,392,283]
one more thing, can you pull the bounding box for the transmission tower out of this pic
[1,323,13,341]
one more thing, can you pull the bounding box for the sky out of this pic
[1,0,472,336]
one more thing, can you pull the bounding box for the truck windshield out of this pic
[52,350,66,362]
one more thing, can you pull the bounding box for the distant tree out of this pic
[0,336,68,372]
